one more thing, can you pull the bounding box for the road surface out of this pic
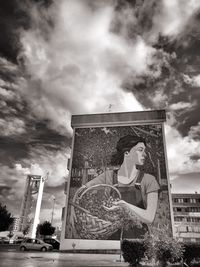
[0,248,127,267]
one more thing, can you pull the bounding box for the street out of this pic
[0,246,128,267]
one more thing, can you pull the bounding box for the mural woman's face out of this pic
[128,142,146,165]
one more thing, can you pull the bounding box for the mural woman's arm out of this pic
[105,191,158,224]
[125,191,158,224]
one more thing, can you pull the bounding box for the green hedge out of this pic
[182,242,200,265]
[121,239,146,266]
[121,239,200,266]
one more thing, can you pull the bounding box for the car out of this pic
[0,237,10,244]
[43,238,60,250]
[20,238,53,251]
[14,237,26,244]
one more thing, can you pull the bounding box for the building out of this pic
[60,110,173,251]
[11,217,21,232]
[172,193,200,242]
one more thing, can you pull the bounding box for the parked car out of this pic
[14,237,26,244]
[0,237,10,244]
[43,238,60,250]
[20,238,53,251]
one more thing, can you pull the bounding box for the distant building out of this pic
[172,193,200,242]
[11,217,21,232]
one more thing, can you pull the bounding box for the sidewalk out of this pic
[54,253,129,266]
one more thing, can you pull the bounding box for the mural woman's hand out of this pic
[103,199,127,211]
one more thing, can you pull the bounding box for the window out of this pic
[174,217,183,222]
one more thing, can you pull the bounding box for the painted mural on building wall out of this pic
[65,124,172,240]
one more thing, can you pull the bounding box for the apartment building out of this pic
[172,193,200,242]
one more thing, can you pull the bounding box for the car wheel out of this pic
[41,247,47,252]
[20,246,26,251]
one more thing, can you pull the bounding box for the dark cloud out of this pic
[0,0,54,62]
[171,172,200,194]
[0,137,29,167]
[0,120,70,167]
[0,0,29,62]
[110,1,200,139]
[0,0,200,223]
[111,0,161,41]
[190,154,200,162]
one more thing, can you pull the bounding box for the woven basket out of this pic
[70,184,123,239]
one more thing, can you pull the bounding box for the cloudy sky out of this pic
[0,0,200,227]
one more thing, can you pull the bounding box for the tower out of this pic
[19,175,45,237]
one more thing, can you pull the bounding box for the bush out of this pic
[120,227,186,267]
[144,227,184,266]
[183,242,200,265]
[121,239,146,266]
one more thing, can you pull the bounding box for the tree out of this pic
[144,226,184,267]
[37,221,55,238]
[0,203,14,232]
[23,224,30,236]
[7,231,14,240]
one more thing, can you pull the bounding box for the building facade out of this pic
[172,193,200,242]
[60,110,173,251]
[11,217,21,232]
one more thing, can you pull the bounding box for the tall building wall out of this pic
[60,110,173,251]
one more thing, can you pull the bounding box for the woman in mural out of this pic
[81,134,160,239]
[69,134,160,239]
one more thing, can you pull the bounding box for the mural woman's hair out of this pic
[110,134,146,166]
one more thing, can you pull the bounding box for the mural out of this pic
[65,124,172,240]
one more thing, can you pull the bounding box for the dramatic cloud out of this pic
[1,0,200,226]
[153,0,200,37]
[171,172,200,194]
[0,118,25,136]
[17,0,149,134]
[0,146,69,219]
[165,124,200,174]
[189,122,200,140]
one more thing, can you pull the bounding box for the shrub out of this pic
[120,227,185,267]
[121,239,146,266]
[183,242,200,265]
[144,226,184,266]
